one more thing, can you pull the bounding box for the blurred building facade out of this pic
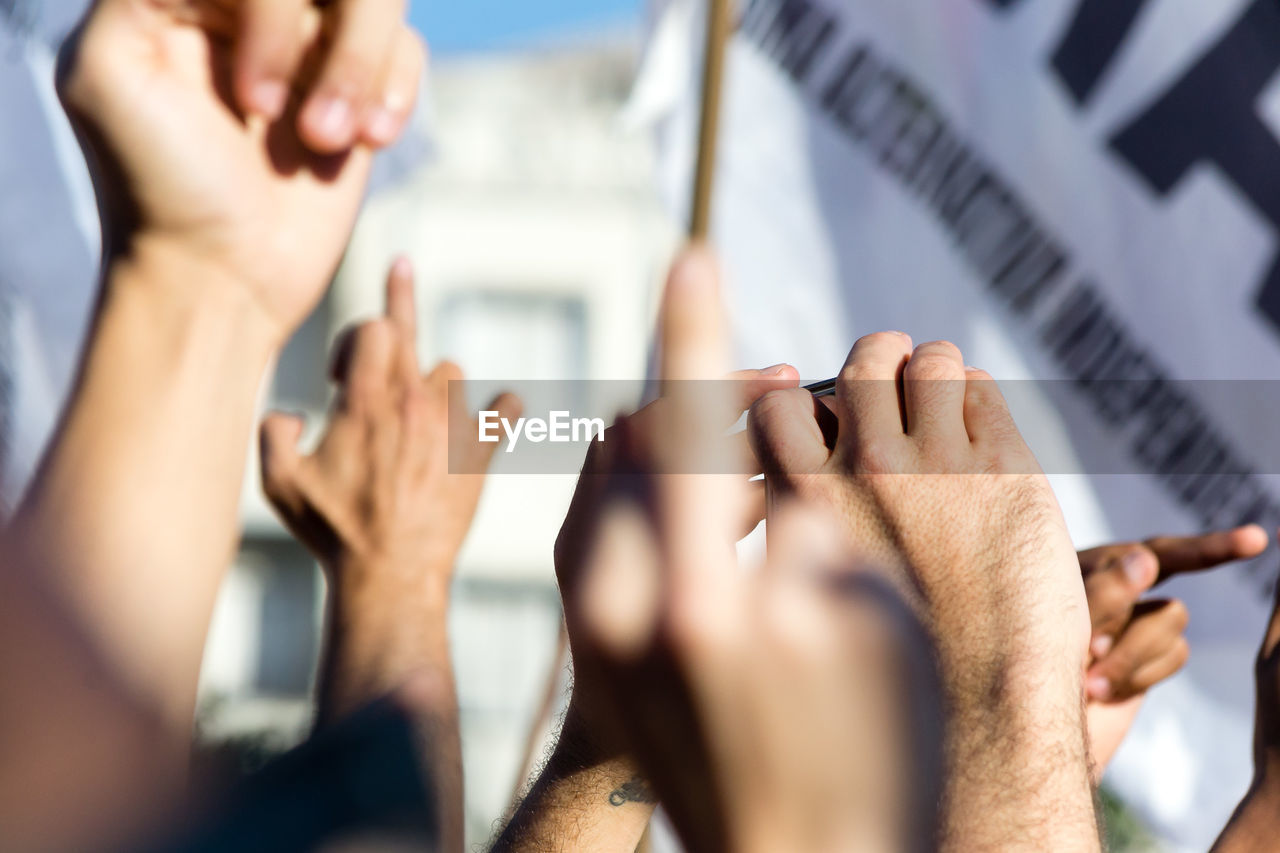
[197,37,678,845]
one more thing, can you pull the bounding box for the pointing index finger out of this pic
[1145,524,1269,582]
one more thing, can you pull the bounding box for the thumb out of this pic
[259,412,306,512]
[1083,545,1158,658]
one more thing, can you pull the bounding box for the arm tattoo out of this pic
[607,775,655,807]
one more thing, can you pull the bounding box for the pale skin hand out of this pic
[261,259,519,853]
[0,0,420,841]
[57,0,425,339]
[1081,527,1268,777]
[748,337,1099,851]
[566,246,929,853]
[1213,528,1280,853]
[491,355,801,853]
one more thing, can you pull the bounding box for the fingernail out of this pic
[251,79,288,120]
[312,96,354,144]
[763,363,791,376]
[1090,634,1113,658]
[365,106,403,146]
[1123,550,1155,587]
[1086,676,1112,701]
[391,256,413,279]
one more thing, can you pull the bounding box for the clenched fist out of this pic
[58,0,424,342]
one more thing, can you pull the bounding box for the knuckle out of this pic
[1086,581,1134,631]
[904,354,959,384]
[914,340,965,363]
[353,317,395,352]
[1171,637,1191,668]
[56,27,108,113]
[749,388,799,434]
[1101,649,1136,681]
[398,27,428,70]
[325,48,379,96]
[856,331,907,351]
[850,437,901,475]
[434,360,464,383]
[1081,545,1125,576]
[846,332,906,364]
[260,461,294,503]
[979,434,1036,474]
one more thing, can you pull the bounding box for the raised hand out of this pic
[748,337,1099,851]
[260,258,517,853]
[57,0,424,340]
[260,257,518,716]
[563,248,938,853]
[494,306,802,851]
[1081,526,1268,775]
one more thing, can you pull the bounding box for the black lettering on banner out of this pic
[1078,353,1163,425]
[984,0,1151,104]
[954,184,1030,278]
[934,164,990,231]
[1134,387,1213,475]
[1109,0,1280,334]
[821,46,876,133]
[820,38,1071,316]
[741,2,1280,595]
[1040,284,1111,374]
[741,0,838,85]
[881,89,942,180]
[865,76,926,164]
[1039,283,1280,534]
[990,236,1069,312]
[1191,471,1253,524]
[1050,0,1153,104]
[907,134,968,206]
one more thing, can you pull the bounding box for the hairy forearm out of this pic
[491,707,654,853]
[1213,771,1280,852]
[942,659,1100,852]
[319,569,463,851]
[9,238,278,733]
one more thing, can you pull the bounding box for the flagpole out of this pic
[690,0,732,240]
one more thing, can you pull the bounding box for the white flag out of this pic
[633,0,1280,847]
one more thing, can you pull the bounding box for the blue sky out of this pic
[410,0,644,54]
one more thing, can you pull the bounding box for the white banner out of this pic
[633,0,1280,847]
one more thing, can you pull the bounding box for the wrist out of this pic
[947,647,1082,714]
[105,234,287,354]
[326,555,454,620]
[319,587,453,724]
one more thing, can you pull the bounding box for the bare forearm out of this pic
[0,571,177,852]
[492,710,654,853]
[10,238,277,731]
[1213,774,1280,852]
[943,662,1100,852]
[319,571,463,851]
